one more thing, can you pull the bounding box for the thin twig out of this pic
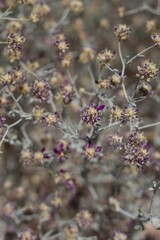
[139,121,160,130]
[20,61,37,77]
[118,41,128,102]
[127,45,155,65]
[0,119,22,152]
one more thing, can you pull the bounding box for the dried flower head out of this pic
[7,32,25,50]
[54,139,70,161]
[79,47,95,64]
[97,48,115,67]
[123,105,139,122]
[76,209,93,228]
[0,67,25,87]
[50,72,63,87]
[97,79,110,89]
[18,229,37,240]
[60,53,73,68]
[32,106,44,123]
[107,133,123,150]
[50,195,62,208]
[138,82,152,96]
[56,81,75,104]
[30,2,50,22]
[6,21,23,34]
[7,48,21,62]
[146,20,157,33]
[20,82,31,94]
[114,24,131,41]
[55,169,76,190]
[136,60,159,82]
[151,34,160,47]
[69,0,84,13]
[97,74,121,89]
[99,18,110,29]
[118,6,125,17]
[33,148,50,165]
[110,105,123,122]
[81,103,105,125]
[32,79,51,101]
[122,130,151,169]
[19,149,33,166]
[43,112,61,127]
[54,39,69,54]
[109,74,122,87]
[83,142,102,160]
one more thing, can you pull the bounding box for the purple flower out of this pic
[97,104,105,111]
[53,139,70,161]
[81,103,105,125]
[122,130,151,169]
[83,141,102,160]
[33,148,50,165]
[32,78,51,102]
[59,81,75,104]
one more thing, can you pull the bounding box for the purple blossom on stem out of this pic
[122,130,151,169]
[81,103,105,125]
[83,141,102,160]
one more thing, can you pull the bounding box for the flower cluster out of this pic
[98,74,121,89]
[122,130,151,169]
[107,133,123,150]
[83,142,102,160]
[60,53,73,68]
[18,229,37,240]
[1,1,160,239]
[97,49,115,67]
[54,39,69,54]
[53,139,70,161]
[43,112,61,127]
[32,106,44,123]
[7,32,25,62]
[76,209,93,228]
[136,60,159,82]
[33,148,50,165]
[32,79,51,102]
[79,47,95,64]
[110,105,139,123]
[114,24,131,41]
[55,169,76,190]
[30,2,50,23]
[0,67,25,88]
[151,34,160,47]
[110,105,123,122]
[69,0,84,13]
[7,32,25,50]
[146,20,157,33]
[19,149,33,166]
[56,81,75,104]
[138,82,152,96]
[81,103,105,125]
[20,148,50,166]
[123,104,139,122]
